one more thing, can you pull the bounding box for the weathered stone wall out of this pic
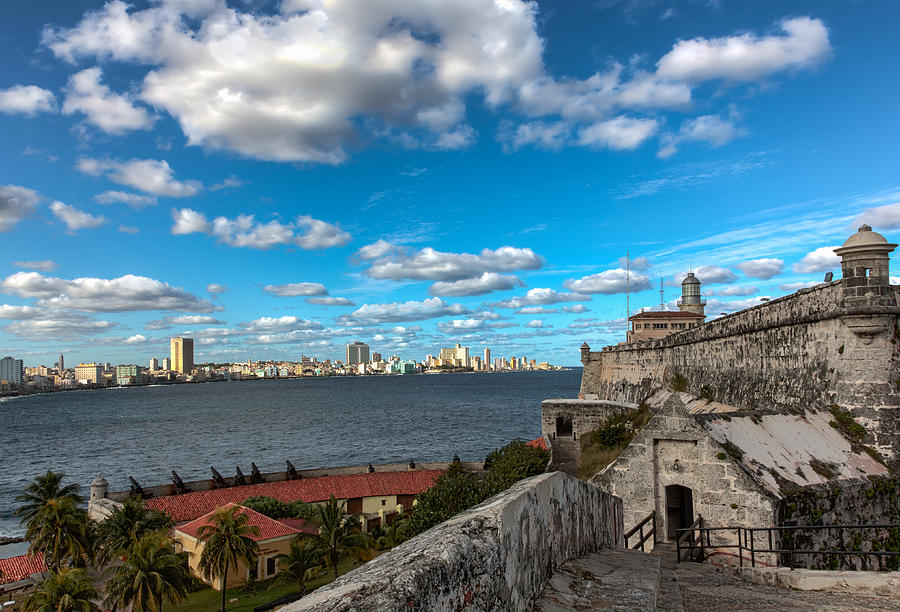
[778,476,900,570]
[283,472,624,611]
[541,399,636,439]
[580,281,900,462]
[592,398,777,553]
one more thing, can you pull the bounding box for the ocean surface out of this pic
[0,369,580,540]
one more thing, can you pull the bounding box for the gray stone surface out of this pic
[534,548,660,611]
[737,566,900,596]
[283,472,624,611]
[541,399,636,439]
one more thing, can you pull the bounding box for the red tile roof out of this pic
[176,503,299,542]
[525,437,547,450]
[628,311,704,320]
[147,469,443,523]
[277,518,318,535]
[0,552,46,583]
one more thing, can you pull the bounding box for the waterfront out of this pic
[0,369,579,539]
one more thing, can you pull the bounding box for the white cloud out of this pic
[0,271,217,313]
[793,246,840,273]
[0,305,41,319]
[206,283,227,294]
[618,255,650,270]
[362,243,543,281]
[209,175,245,191]
[564,269,651,294]
[501,121,570,152]
[118,225,139,234]
[715,285,757,297]
[345,297,469,324]
[171,208,211,234]
[525,319,547,328]
[577,116,658,150]
[657,17,831,82]
[736,258,783,279]
[306,297,355,306]
[263,282,328,297]
[3,318,115,339]
[13,260,58,272]
[62,67,154,134]
[705,296,769,315]
[171,315,225,325]
[516,306,557,315]
[437,318,488,333]
[674,265,737,285]
[241,316,323,332]
[778,281,820,292]
[78,157,201,197]
[0,85,56,116]
[94,190,157,208]
[854,202,900,230]
[0,185,41,232]
[658,114,744,157]
[430,272,523,297]
[171,209,350,250]
[124,334,148,344]
[491,287,590,308]
[49,201,106,231]
[562,304,589,314]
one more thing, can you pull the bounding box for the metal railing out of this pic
[624,511,656,552]
[675,522,900,569]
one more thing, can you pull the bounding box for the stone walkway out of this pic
[551,436,580,476]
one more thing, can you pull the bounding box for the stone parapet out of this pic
[283,472,624,611]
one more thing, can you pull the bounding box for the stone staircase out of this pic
[550,435,580,476]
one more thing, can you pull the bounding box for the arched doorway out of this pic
[555,416,573,437]
[665,484,694,539]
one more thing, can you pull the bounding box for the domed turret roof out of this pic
[91,475,108,487]
[835,225,897,255]
[682,272,701,285]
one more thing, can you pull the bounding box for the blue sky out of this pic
[1,0,899,367]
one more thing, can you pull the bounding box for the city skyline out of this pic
[2,1,900,367]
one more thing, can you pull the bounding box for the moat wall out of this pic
[580,281,900,462]
[284,472,623,611]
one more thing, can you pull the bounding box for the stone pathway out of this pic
[551,436,580,477]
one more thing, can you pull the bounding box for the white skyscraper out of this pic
[149,357,159,371]
[0,356,24,386]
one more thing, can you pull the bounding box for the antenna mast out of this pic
[659,271,664,310]
[625,251,630,337]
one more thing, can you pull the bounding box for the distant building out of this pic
[58,353,65,372]
[440,343,469,367]
[484,348,491,370]
[149,357,159,371]
[170,337,194,374]
[75,363,103,384]
[627,273,707,342]
[346,341,370,365]
[0,356,24,387]
[371,352,382,363]
[162,357,171,370]
[116,365,145,386]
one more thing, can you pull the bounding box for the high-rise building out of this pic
[58,353,65,372]
[371,352,382,363]
[346,341,370,365]
[149,357,159,371]
[162,357,171,370]
[75,363,103,384]
[483,348,491,370]
[116,365,145,386]
[0,356,24,386]
[440,343,469,367]
[170,337,194,374]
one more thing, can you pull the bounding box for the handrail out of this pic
[624,511,656,552]
[674,522,900,570]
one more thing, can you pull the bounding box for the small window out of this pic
[381,499,386,506]
[266,556,276,576]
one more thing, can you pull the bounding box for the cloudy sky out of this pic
[1,0,899,367]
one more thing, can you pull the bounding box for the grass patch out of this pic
[669,373,688,392]
[809,459,838,480]
[163,556,372,612]
[828,404,866,444]
[577,404,651,480]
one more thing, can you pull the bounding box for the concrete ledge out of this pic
[737,566,900,597]
[284,471,623,611]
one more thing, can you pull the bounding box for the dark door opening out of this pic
[665,484,694,539]
[555,416,573,437]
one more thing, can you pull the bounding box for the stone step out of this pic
[534,548,661,611]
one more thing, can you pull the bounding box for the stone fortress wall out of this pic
[580,273,900,463]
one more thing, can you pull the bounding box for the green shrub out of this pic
[670,373,688,392]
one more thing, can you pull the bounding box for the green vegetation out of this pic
[716,452,727,461]
[94,497,172,564]
[700,385,714,401]
[274,537,322,596]
[104,531,191,611]
[307,496,369,580]
[828,404,867,444]
[242,496,318,522]
[669,373,688,392]
[23,568,100,612]
[720,440,744,461]
[197,505,261,612]
[730,503,738,509]
[577,404,652,480]
[809,459,838,480]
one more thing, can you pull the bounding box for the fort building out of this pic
[626,272,706,342]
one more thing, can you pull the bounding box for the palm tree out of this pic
[275,536,321,596]
[24,496,91,571]
[94,497,172,564]
[311,496,369,580]
[22,567,100,612]
[104,531,191,612]
[197,505,260,612]
[15,471,83,525]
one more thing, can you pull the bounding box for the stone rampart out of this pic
[580,281,900,461]
[541,399,636,439]
[283,471,624,611]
